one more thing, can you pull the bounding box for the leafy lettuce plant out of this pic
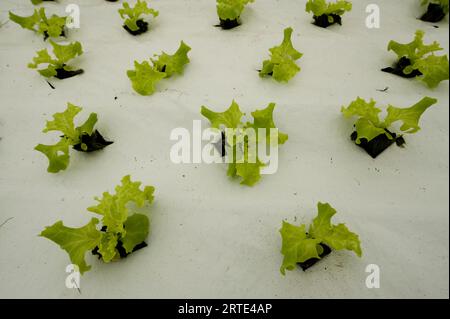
[259,27,303,83]
[216,0,255,29]
[420,0,449,22]
[28,40,84,79]
[201,100,288,186]
[280,202,362,274]
[341,96,437,158]
[382,30,449,88]
[119,0,159,35]
[127,41,191,95]
[35,103,113,173]
[9,8,66,40]
[305,0,352,28]
[40,176,154,274]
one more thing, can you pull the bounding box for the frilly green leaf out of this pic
[41,177,155,273]
[216,0,254,21]
[305,0,352,17]
[279,202,362,275]
[387,30,449,88]
[151,41,191,77]
[127,60,166,96]
[260,27,303,83]
[119,0,158,32]
[201,101,287,186]
[40,218,102,274]
[384,97,437,133]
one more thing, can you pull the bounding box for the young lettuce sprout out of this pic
[341,97,437,158]
[127,41,191,95]
[28,41,84,79]
[31,0,56,4]
[420,0,449,22]
[9,7,66,40]
[216,0,255,30]
[40,176,154,274]
[382,30,449,88]
[200,100,288,186]
[280,202,362,274]
[305,0,352,28]
[259,27,303,83]
[119,0,159,35]
[35,103,113,173]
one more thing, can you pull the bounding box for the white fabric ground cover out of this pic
[0,0,448,298]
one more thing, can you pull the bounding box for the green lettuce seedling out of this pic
[119,0,159,35]
[216,0,254,29]
[280,202,362,274]
[420,0,449,22]
[382,30,449,88]
[305,0,352,28]
[201,100,288,186]
[9,7,66,40]
[341,96,437,157]
[40,176,154,274]
[35,103,113,173]
[31,0,56,4]
[259,27,303,83]
[127,41,191,95]
[28,40,84,79]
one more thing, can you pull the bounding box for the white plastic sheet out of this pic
[0,0,448,298]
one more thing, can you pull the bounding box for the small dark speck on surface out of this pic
[114,96,118,100]
[293,192,297,196]
[434,25,439,28]
[47,82,55,90]
[0,217,14,229]
[376,86,389,92]
[182,174,186,178]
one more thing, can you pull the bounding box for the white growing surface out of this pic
[0,0,448,298]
